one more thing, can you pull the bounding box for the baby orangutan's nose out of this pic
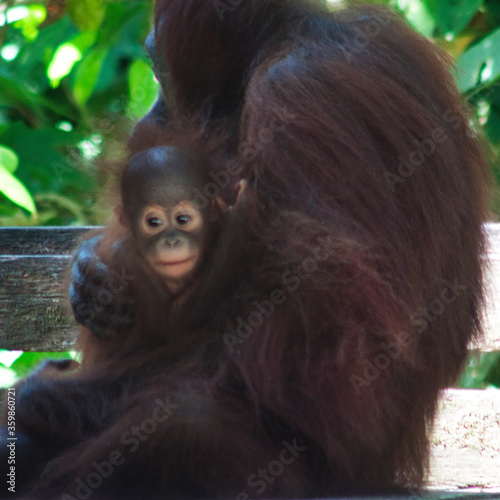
[165,235,181,247]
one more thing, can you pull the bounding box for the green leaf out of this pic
[71,31,98,54]
[396,0,435,38]
[455,27,500,93]
[0,72,79,125]
[10,352,73,379]
[0,122,97,220]
[458,351,500,388]
[127,59,159,120]
[0,350,23,368]
[7,16,77,79]
[0,165,37,214]
[0,16,80,123]
[485,106,500,145]
[12,5,47,41]
[89,2,152,94]
[433,0,483,38]
[67,0,106,32]
[486,0,500,26]
[0,145,19,173]
[72,47,108,106]
[47,42,82,88]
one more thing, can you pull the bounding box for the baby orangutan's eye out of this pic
[147,217,164,228]
[176,214,191,225]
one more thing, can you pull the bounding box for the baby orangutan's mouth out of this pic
[156,256,194,267]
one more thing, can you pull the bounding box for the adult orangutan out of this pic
[1,1,490,499]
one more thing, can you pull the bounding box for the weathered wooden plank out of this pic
[475,224,500,351]
[0,256,77,351]
[0,227,90,350]
[0,225,500,350]
[428,388,500,490]
[0,226,95,255]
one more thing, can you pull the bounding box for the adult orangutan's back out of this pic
[232,6,489,490]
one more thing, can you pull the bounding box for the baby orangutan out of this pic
[78,145,251,361]
[0,147,253,497]
[118,146,226,296]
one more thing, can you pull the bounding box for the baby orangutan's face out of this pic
[134,200,208,292]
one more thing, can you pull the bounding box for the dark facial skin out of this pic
[119,146,217,295]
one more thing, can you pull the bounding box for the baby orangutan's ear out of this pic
[210,197,229,221]
[233,180,248,207]
[114,205,129,227]
[212,180,249,219]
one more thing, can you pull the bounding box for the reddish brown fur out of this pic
[1,2,491,499]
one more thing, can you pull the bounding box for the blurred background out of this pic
[0,0,499,386]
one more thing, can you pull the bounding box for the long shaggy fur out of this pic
[2,1,490,499]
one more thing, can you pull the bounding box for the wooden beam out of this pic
[0,227,92,350]
[474,224,500,351]
[0,226,93,255]
[0,255,77,351]
[1,226,500,351]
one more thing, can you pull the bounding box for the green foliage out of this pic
[459,351,500,388]
[0,144,36,213]
[0,0,158,383]
[0,0,157,226]
[0,350,76,387]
